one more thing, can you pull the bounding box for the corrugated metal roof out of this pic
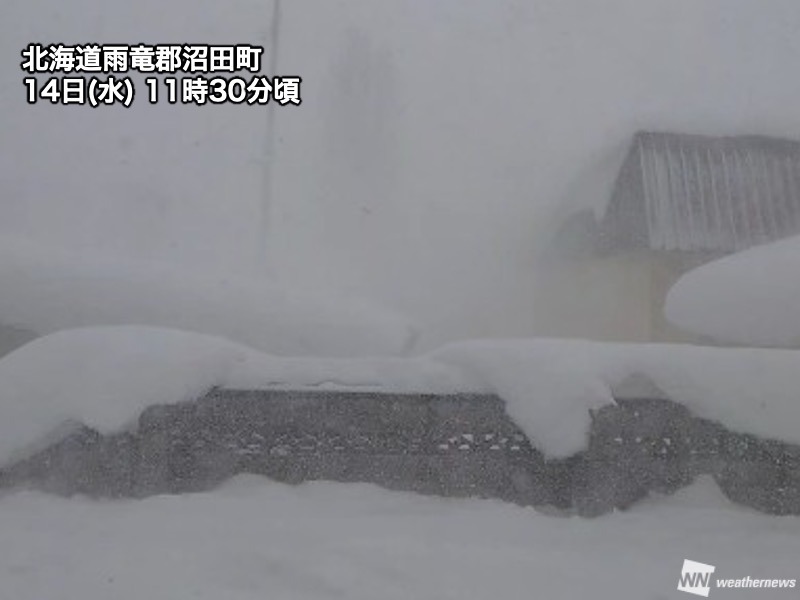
[600,131,800,252]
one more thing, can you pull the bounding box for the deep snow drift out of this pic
[1,476,798,600]
[0,236,418,358]
[666,235,800,347]
[3,327,800,464]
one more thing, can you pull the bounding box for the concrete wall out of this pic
[4,389,799,517]
[533,253,653,343]
[534,250,719,345]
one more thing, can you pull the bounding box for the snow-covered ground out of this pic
[3,327,800,464]
[666,234,800,348]
[1,476,798,600]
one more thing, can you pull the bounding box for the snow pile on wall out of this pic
[665,235,800,347]
[0,236,418,358]
[0,326,461,465]
[2,327,800,465]
[431,339,800,456]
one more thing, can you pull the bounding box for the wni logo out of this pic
[678,559,716,597]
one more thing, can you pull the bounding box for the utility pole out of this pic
[260,0,282,273]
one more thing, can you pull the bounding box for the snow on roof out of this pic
[665,234,800,347]
[600,131,800,252]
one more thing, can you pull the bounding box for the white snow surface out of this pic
[0,236,418,358]
[0,476,798,600]
[2,327,800,464]
[666,235,800,347]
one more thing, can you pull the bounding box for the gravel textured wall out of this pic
[2,389,798,517]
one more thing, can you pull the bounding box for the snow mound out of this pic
[3,327,800,465]
[0,328,249,464]
[0,326,458,465]
[431,339,800,457]
[0,236,418,358]
[665,235,800,347]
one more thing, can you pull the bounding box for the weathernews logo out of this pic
[678,560,716,597]
[678,559,796,597]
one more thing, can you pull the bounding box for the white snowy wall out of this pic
[3,1,800,349]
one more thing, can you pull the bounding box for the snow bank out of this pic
[431,339,800,456]
[1,477,798,600]
[0,236,418,358]
[0,327,459,465]
[3,327,800,464]
[0,328,249,463]
[665,235,800,347]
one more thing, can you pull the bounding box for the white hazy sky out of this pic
[2,0,800,347]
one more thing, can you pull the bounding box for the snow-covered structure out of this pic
[666,234,800,348]
[0,237,419,359]
[550,131,800,344]
[600,131,800,253]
